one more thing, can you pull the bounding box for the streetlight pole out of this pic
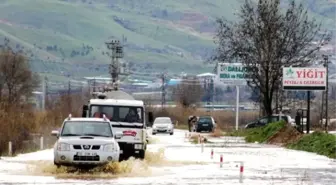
[105,40,124,91]
[322,55,330,133]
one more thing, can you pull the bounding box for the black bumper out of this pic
[196,125,213,131]
[118,142,145,152]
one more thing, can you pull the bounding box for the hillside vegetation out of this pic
[0,0,335,80]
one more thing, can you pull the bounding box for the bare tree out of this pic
[0,49,40,105]
[212,0,331,116]
[172,77,204,108]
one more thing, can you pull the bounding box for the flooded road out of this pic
[0,129,335,185]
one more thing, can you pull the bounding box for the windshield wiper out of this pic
[83,134,110,137]
[61,134,81,136]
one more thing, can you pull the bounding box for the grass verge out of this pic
[286,131,336,159]
[245,121,286,143]
[224,121,285,143]
[225,121,336,159]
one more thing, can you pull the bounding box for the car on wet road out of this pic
[151,117,174,135]
[51,114,122,167]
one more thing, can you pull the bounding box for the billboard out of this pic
[282,67,327,91]
[216,63,252,85]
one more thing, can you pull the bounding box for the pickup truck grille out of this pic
[73,145,81,149]
[73,155,100,161]
[72,145,101,150]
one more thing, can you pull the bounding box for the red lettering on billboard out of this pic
[295,69,326,79]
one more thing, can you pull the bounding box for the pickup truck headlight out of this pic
[104,144,116,152]
[57,143,70,151]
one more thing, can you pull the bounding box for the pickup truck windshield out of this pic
[89,105,144,123]
[61,121,113,137]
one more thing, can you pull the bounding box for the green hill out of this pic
[0,0,334,81]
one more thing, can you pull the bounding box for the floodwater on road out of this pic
[0,130,335,185]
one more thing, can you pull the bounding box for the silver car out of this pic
[51,115,122,167]
[152,117,174,135]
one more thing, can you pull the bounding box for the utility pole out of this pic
[323,55,330,132]
[205,78,211,112]
[41,76,46,111]
[211,78,215,112]
[105,40,124,91]
[93,78,96,92]
[67,79,71,111]
[45,77,48,110]
[161,73,166,110]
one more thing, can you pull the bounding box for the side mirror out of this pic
[114,131,123,139]
[51,130,59,137]
[148,112,154,123]
[82,105,88,117]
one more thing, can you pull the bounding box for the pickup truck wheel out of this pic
[170,132,174,135]
[54,161,60,168]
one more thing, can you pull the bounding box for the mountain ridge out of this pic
[0,0,334,81]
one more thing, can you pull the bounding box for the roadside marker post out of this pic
[239,161,244,183]
[211,149,214,159]
[201,136,204,153]
[8,141,12,156]
[220,154,223,168]
[198,134,201,144]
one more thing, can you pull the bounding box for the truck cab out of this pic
[82,92,153,161]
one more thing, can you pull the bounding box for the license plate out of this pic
[77,152,96,156]
[202,124,208,126]
[134,144,142,149]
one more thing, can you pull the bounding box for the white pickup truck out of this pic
[51,115,121,167]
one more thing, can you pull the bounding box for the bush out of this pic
[0,94,85,156]
[210,127,224,137]
[244,121,285,143]
[286,131,336,159]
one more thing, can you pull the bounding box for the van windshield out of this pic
[89,105,144,123]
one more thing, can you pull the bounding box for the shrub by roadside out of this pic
[286,131,336,159]
[225,121,286,143]
[225,121,336,158]
[189,134,209,144]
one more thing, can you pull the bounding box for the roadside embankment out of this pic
[223,121,336,159]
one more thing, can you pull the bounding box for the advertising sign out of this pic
[282,67,327,91]
[216,63,252,85]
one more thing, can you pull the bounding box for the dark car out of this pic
[196,116,216,132]
[245,114,293,129]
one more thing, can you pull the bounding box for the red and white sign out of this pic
[282,67,327,91]
[122,130,137,137]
